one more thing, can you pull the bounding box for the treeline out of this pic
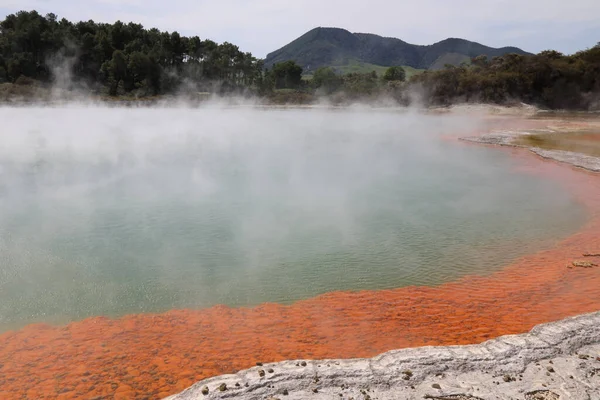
[411,46,600,110]
[0,10,265,96]
[270,48,600,110]
[1,10,599,109]
[273,48,600,110]
[261,61,407,103]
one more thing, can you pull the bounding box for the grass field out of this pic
[303,60,425,80]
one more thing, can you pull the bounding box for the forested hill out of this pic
[265,27,530,71]
[0,10,264,95]
[1,10,598,110]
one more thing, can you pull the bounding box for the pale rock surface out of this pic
[167,311,600,400]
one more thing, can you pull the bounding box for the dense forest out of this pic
[411,47,600,110]
[0,10,599,109]
[305,46,600,110]
[0,10,265,95]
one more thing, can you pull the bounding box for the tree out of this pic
[383,66,406,82]
[6,53,36,81]
[312,67,341,94]
[258,67,275,94]
[101,50,128,95]
[128,51,150,88]
[272,60,303,89]
[341,72,379,97]
[471,55,488,68]
[538,50,564,59]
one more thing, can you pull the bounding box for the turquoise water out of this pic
[0,107,587,330]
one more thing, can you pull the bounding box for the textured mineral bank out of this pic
[167,311,600,400]
[461,133,600,173]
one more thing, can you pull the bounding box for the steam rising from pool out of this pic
[0,106,587,330]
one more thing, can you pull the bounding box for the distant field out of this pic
[303,60,425,79]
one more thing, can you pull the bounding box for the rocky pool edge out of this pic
[460,132,600,173]
[166,311,600,399]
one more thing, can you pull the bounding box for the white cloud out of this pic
[1,0,598,56]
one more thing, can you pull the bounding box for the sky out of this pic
[1,0,598,58]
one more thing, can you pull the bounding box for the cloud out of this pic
[1,0,598,57]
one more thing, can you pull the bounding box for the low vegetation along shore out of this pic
[0,113,599,399]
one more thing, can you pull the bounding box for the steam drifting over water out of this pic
[0,106,587,330]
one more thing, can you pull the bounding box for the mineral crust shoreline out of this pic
[460,133,600,173]
[167,311,600,400]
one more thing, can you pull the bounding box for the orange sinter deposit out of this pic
[1,136,600,400]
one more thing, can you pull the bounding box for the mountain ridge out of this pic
[265,27,531,71]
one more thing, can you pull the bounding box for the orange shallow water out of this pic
[1,138,600,399]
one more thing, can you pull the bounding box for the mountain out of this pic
[265,27,531,71]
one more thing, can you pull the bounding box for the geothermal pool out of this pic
[0,107,588,331]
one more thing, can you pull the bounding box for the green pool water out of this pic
[0,107,587,330]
